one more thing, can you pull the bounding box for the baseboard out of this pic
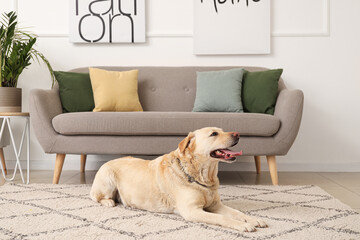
[3,159,360,172]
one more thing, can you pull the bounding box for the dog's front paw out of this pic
[238,223,257,232]
[248,218,268,228]
[100,199,115,207]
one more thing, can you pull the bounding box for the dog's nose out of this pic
[231,132,239,139]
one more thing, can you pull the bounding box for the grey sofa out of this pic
[29,66,304,185]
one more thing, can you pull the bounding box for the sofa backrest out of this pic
[70,66,286,112]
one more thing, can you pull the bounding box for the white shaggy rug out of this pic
[0,183,359,240]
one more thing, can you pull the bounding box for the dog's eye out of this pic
[210,132,218,137]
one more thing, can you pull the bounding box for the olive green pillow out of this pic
[242,69,283,115]
[193,68,244,112]
[54,71,95,112]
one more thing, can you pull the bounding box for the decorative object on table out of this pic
[0,113,30,184]
[194,0,270,54]
[0,184,359,239]
[69,0,146,43]
[0,11,54,112]
[0,87,21,112]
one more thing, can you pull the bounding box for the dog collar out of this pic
[176,158,211,188]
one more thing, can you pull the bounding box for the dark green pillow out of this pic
[193,68,244,112]
[242,69,283,115]
[54,71,95,112]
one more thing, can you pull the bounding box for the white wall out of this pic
[1,0,360,172]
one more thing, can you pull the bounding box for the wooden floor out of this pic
[1,170,360,213]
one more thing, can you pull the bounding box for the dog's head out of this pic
[178,127,242,163]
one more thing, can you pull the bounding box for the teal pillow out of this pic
[242,69,283,115]
[54,71,95,112]
[193,68,244,112]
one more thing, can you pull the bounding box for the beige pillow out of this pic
[89,68,143,112]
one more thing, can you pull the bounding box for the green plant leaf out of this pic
[0,11,55,87]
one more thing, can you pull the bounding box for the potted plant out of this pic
[0,11,54,112]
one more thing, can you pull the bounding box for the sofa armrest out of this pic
[273,89,304,155]
[29,89,63,153]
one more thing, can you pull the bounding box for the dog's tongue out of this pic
[222,149,243,159]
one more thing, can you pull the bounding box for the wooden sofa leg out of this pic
[80,154,87,173]
[53,154,66,184]
[254,156,261,174]
[0,148,7,175]
[266,155,279,185]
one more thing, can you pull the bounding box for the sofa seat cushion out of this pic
[52,112,280,137]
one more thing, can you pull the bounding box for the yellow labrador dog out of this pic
[90,127,267,232]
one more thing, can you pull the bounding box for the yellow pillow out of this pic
[89,68,143,112]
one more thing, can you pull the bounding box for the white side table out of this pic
[0,112,30,184]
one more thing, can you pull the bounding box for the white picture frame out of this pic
[194,0,271,55]
[69,0,146,43]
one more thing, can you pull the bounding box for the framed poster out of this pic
[194,0,271,55]
[70,0,145,43]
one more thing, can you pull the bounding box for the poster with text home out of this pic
[70,0,145,43]
[194,0,270,54]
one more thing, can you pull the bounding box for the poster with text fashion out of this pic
[194,0,270,54]
[70,0,145,43]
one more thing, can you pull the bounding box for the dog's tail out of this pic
[90,163,118,204]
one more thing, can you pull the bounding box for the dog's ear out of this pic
[178,132,195,154]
